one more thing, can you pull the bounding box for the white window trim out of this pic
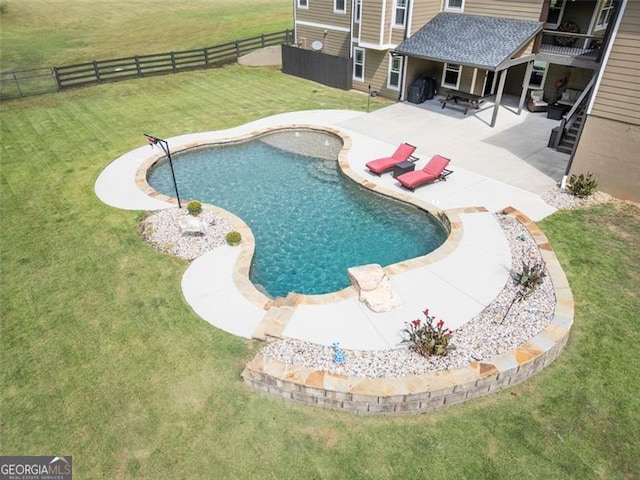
[393,0,407,28]
[595,0,615,31]
[444,0,465,13]
[546,0,566,30]
[297,0,308,9]
[334,0,346,14]
[387,55,402,90]
[442,63,462,90]
[353,47,365,82]
[354,0,362,23]
[528,61,549,89]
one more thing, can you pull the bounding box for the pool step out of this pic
[306,161,340,184]
[252,293,303,341]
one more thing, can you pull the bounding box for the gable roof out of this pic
[394,12,543,71]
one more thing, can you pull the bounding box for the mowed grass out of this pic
[1,65,640,478]
[0,0,291,70]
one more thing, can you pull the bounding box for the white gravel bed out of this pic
[542,186,613,210]
[139,208,234,260]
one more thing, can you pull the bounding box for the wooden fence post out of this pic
[93,61,101,83]
[135,56,142,77]
[235,40,241,59]
[12,72,23,97]
[52,67,62,91]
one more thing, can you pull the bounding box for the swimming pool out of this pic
[147,129,448,298]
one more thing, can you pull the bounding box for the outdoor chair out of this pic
[365,143,418,175]
[527,89,548,112]
[396,154,452,191]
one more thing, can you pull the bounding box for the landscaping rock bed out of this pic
[139,207,234,260]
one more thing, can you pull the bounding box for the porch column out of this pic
[518,60,534,115]
[490,68,508,128]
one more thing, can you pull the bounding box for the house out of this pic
[291,0,639,202]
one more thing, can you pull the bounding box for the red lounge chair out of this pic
[397,154,453,190]
[365,143,417,175]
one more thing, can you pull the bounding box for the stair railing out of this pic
[552,75,596,149]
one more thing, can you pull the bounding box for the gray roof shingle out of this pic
[394,13,543,70]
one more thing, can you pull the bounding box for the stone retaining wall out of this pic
[241,208,574,414]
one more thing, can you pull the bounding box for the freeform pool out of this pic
[147,129,448,298]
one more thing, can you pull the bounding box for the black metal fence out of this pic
[1,30,294,100]
[281,44,352,90]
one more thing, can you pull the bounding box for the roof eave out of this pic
[391,50,496,71]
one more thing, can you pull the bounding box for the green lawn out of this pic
[0,0,291,70]
[1,65,639,478]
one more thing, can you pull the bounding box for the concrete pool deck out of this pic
[95,107,566,351]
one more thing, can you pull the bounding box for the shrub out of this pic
[568,173,597,198]
[226,231,241,246]
[514,256,546,300]
[187,200,202,216]
[401,309,455,357]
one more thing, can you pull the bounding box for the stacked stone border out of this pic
[241,207,574,415]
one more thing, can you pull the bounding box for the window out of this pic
[546,0,566,29]
[353,48,365,81]
[334,0,345,13]
[297,0,308,8]
[355,0,362,23]
[387,55,402,90]
[444,0,464,12]
[393,0,407,27]
[442,63,461,89]
[528,61,548,89]
[596,0,615,31]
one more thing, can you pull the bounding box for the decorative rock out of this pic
[139,208,234,260]
[177,216,207,235]
[347,264,402,312]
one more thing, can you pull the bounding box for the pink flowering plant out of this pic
[402,308,455,357]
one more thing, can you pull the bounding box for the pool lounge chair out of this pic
[365,143,418,175]
[397,154,452,191]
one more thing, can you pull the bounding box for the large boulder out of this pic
[347,264,402,313]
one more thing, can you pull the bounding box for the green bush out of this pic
[226,231,241,246]
[187,201,202,216]
[568,173,598,198]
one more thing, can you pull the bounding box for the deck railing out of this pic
[538,30,604,60]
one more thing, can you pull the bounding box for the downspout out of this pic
[560,0,627,189]
[293,0,298,45]
[399,0,412,101]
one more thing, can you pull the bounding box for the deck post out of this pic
[490,69,508,128]
[518,60,534,115]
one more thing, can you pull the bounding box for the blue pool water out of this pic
[147,130,448,298]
